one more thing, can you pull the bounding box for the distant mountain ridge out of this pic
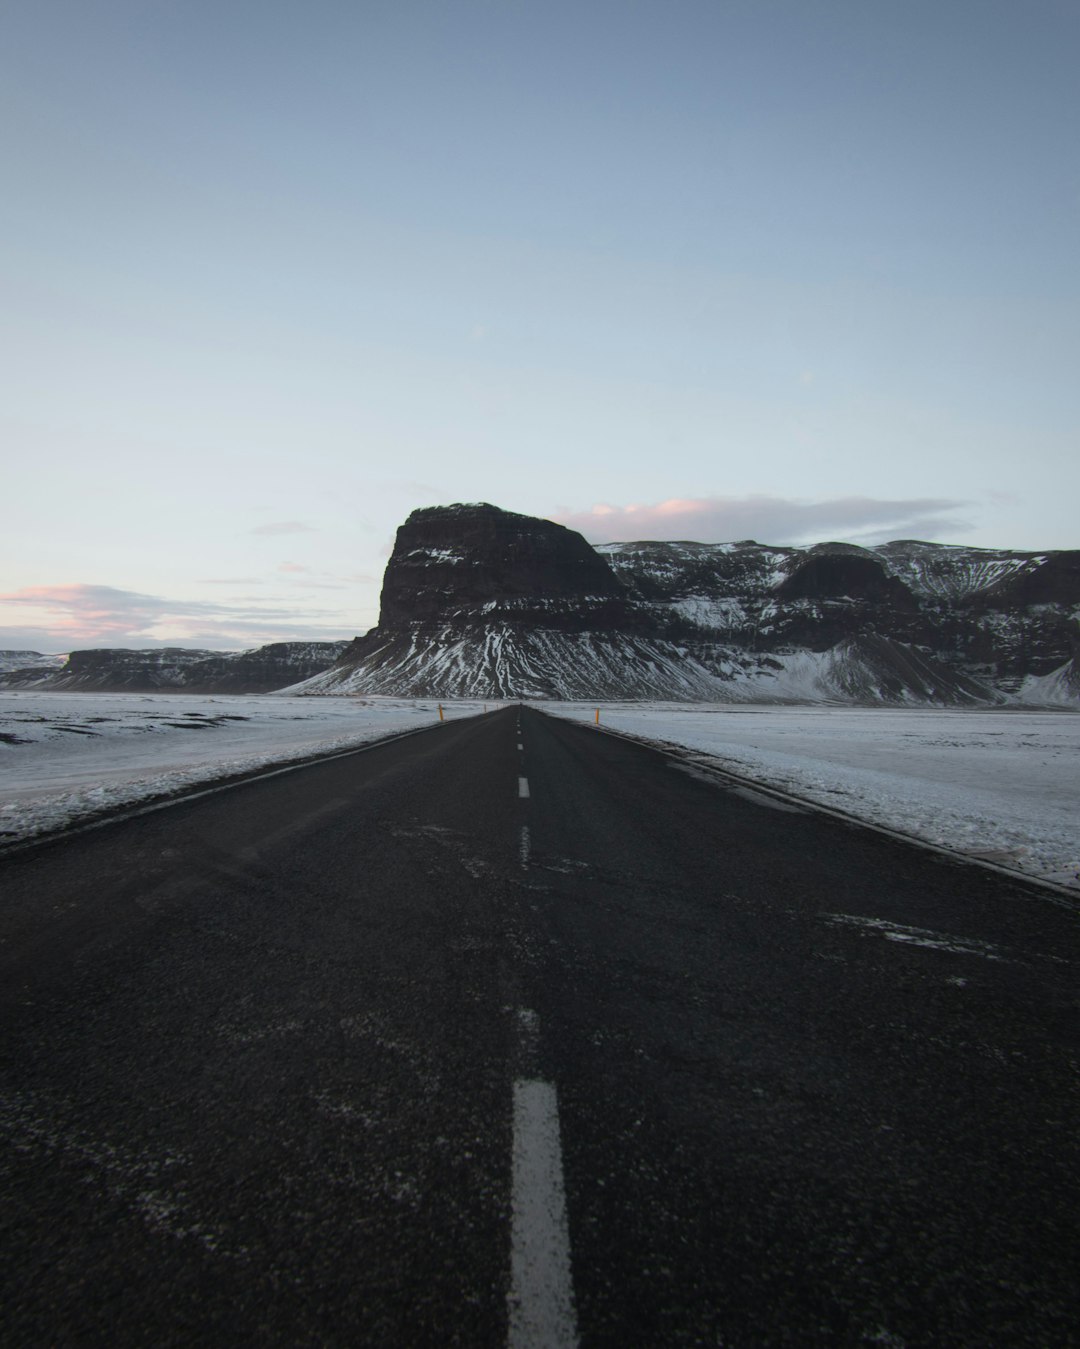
[0,651,67,675]
[0,642,349,694]
[292,503,1080,705]
[5,504,1077,704]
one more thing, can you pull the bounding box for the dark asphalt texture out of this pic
[1,704,1077,1346]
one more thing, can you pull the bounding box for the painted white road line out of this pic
[519,777,530,799]
[508,1078,578,1348]
[518,742,524,751]
[519,825,531,870]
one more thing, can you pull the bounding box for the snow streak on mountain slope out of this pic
[293,624,1000,706]
[1016,657,1080,706]
[296,626,721,700]
[871,541,1047,600]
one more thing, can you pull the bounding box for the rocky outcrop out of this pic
[293,504,1079,705]
[0,642,349,694]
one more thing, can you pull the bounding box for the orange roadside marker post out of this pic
[595,708,600,725]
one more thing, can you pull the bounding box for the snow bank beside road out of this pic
[0,693,489,844]
[541,703,1080,890]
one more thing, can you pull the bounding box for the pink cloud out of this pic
[0,584,351,650]
[551,495,974,545]
[0,585,162,640]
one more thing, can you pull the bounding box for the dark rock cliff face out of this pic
[378,502,623,625]
[331,504,653,687]
[299,505,1080,705]
[0,642,348,694]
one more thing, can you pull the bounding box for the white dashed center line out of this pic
[519,777,530,799]
[508,1080,577,1347]
[508,1009,578,1348]
[519,825,531,870]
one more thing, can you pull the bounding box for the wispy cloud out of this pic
[250,521,317,537]
[552,495,975,546]
[0,584,351,650]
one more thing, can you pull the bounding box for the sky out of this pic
[2,0,1077,652]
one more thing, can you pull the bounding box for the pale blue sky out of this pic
[3,0,1077,649]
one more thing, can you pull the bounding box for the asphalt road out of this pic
[1,705,1077,1346]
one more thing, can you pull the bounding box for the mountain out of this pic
[0,642,349,694]
[0,650,67,675]
[6,505,1075,705]
[291,503,1080,705]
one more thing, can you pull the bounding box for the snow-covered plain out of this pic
[541,702,1080,891]
[0,693,494,843]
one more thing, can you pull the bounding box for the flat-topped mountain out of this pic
[379,502,625,624]
[294,503,1079,705]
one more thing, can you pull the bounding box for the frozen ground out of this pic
[0,692,494,844]
[541,702,1080,891]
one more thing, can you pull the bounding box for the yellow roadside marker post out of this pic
[595,708,600,725]
[438,704,444,722]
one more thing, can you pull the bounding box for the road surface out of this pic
[1,705,1077,1345]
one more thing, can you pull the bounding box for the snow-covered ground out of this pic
[541,702,1080,891]
[0,692,495,843]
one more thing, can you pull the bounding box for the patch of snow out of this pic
[669,596,748,630]
[1015,661,1080,707]
[822,914,1005,960]
[404,547,465,564]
